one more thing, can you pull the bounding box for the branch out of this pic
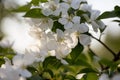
[90,35,116,58]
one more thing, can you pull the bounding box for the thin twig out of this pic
[91,35,116,58]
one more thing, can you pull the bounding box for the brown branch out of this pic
[91,35,116,58]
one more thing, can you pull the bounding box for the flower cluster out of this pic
[0,0,106,80]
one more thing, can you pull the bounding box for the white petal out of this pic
[112,74,120,80]
[80,4,92,12]
[64,22,73,29]
[72,16,81,24]
[47,18,54,29]
[76,73,85,79]
[56,44,71,59]
[79,34,91,45]
[23,53,35,66]
[99,74,109,80]
[61,59,68,65]
[19,69,31,78]
[97,21,106,29]
[13,55,23,67]
[42,9,53,16]
[78,23,89,33]
[47,40,57,50]
[71,0,81,9]
[58,18,68,25]
[91,21,99,32]
[57,29,64,39]
[19,77,26,80]
[90,10,100,20]
[60,3,70,11]
[53,9,61,16]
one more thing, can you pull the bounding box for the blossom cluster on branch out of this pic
[1,0,119,80]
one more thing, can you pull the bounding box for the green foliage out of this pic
[24,8,45,18]
[97,5,120,19]
[99,58,113,67]
[52,21,65,32]
[12,4,31,12]
[79,68,98,74]
[28,75,43,80]
[97,11,116,20]
[70,42,84,62]
[64,75,77,80]
[31,0,47,6]
[0,46,15,65]
[82,73,98,80]
[43,69,54,78]
[43,56,63,69]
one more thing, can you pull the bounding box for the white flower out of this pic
[40,0,60,16]
[80,4,92,12]
[74,23,91,45]
[55,43,71,59]
[99,74,109,80]
[91,21,100,32]
[0,57,27,80]
[90,10,106,32]
[13,54,35,68]
[90,10,100,21]
[54,29,76,59]
[97,20,106,30]
[31,18,53,30]
[91,20,105,32]
[71,0,81,9]
[58,16,81,29]
[0,68,20,80]
[0,38,13,48]
[12,54,33,78]
[112,74,120,80]
[99,73,120,80]
[59,2,70,17]
[56,29,76,48]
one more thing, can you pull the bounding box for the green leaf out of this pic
[27,67,38,74]
[27,75,43,80]
[70,42,84,62]
[114,6,120,17]
[64,75,77,80]
[0,58,4,66]
[31,0,40,6]
[68,8,76,15]
[0,47,15,60]
[75,58,92,67]
[31,0,47,6]
[97,11,116,20]
[43,69,54,78]
[79,68,98,74]
[0,46,14,54]
[113,19,120,26]
[24,8,45,18]
[43,56,62,69]
[40,0,48,2]
[12,4,31,12]
[97,5,120,20]
[113,20,120,23]
[52,21,65,32]
[76,10,86,16]
[99,58,113,67]
[85,73,98,80]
